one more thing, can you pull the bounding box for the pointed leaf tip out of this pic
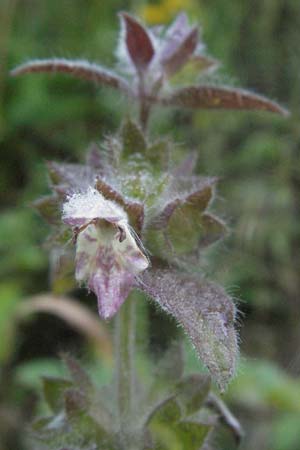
[162,27,199,77]
[120,12,155,71]
[158,85,289,116]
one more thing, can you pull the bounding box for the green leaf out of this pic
[139,269,238,391]
[176,374,211,417]
[147,396,181,426]
[42,376,73,413]
[173,420,212,450]
[199,213,227,247]
[64,388,112,445]
[144,139,171,170]
[147,179,224,259]
[121,118,146,159]
[32,195,61,225]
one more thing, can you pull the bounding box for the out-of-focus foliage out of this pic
[1,0,300,449]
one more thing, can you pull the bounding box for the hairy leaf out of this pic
[147,179,222,259]
[161,27,199,77]
[85,143,105,171]
[157,85,289,115]
[95,178,145,232]
[32,195,61,225]
[11,58,130,92]
[120,118,146,158]
[120,13,154,71]
[139,269,238,391]
[152,178,215,230]
[47,161,96,193]
[199,213,227,247]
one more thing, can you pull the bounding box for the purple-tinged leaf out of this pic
[47,161,96,194]
[120,13,155,71]
[11,58,130,92]
[95,178,125,206]
[151,198,180,230]
[157,85,289,115]
[95,178,144,232]
[139,269,238,391]
[161,27,199,77]
[199,214,227,247]
[85,143,104,171]
[166,12,189,37]
[32,195,61,225]
[126,202,145,233]
[152,178,215,230]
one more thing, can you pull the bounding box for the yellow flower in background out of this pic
[140,0,194,25]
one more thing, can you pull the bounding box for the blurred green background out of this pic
[1,0,300,449]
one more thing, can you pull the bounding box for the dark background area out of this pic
[1,1,300,449]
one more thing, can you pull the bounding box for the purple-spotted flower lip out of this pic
[62,188,149,319]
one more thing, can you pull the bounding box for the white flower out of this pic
[63,188,149,319]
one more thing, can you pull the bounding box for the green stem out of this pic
[115,293,136,425]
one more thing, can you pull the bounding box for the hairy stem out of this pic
[115,293,136,425]
[137,71,151,132]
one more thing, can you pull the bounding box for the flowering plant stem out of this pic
[115,292,137,431]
